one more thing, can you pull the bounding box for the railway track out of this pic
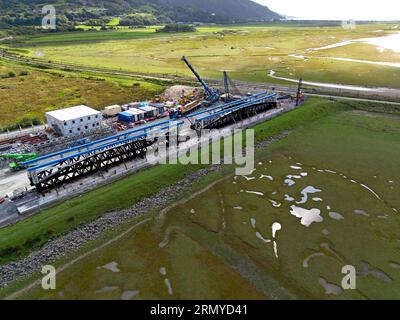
[0,50,193,84]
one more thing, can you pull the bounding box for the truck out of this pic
[169,100,202,119]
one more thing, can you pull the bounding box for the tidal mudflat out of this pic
[20,110,400,300]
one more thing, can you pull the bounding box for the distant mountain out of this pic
[147,0,281,23]
[0,0,281,30]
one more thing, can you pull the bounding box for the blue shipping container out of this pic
[118,111,135,123]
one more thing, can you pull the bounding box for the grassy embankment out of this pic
[0,97,345,266]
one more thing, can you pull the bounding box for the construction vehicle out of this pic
[169,100,202,119]
[181,56,220,106]
[152,95,162,103]
[0,153,38,171]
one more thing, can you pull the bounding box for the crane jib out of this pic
[181,56,218,99]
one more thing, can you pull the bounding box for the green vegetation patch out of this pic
[0,60,164,130]
[156,24,197,33]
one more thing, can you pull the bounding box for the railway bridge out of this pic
[23,92,279,192]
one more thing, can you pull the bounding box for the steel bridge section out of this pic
[186,91,270,121]
[27,122,184,192]
[203,102,277,130]
[22,119,177,167]
[192,93,277,131]
[30,138,156,192]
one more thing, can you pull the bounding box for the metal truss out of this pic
[30,137,157,192]
[202,101,277,130]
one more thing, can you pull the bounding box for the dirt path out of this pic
[5,217,152,300]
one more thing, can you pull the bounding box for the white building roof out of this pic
[128,108,146,115]
[139,106,157,112]
[46,105,101,122]
[105,105,121,110]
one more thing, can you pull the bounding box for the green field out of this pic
[0,60,164,129]
[7,23,400,89]
[2,22,400,128]
[10,98,399,300]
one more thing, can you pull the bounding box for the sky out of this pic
[254,0,399,20]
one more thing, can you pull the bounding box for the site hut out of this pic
[150,103,166,113]
[117,109,145,123]
[45,105,102,137]
[103,104,122,118]
[137,105,159,118]
[122,102,141,111]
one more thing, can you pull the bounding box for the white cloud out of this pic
[254,0,400,20]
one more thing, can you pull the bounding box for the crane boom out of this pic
[181,56,219,105]
[223,71,230,101]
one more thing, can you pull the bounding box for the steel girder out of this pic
[203,102,277,130]
[30,138,156,192]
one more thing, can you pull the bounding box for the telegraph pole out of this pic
[296,78,303,107]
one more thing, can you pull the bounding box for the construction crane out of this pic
[181,56,220,106]
[0,153,37,171]
[222,71,244,102]
[223,71,231,102]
